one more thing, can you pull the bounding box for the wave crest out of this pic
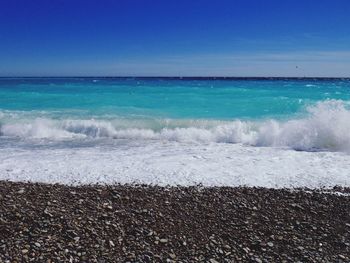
[1,100,350,152]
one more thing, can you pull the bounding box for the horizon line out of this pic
[1,76,350,80]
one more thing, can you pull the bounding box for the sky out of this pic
[0,0,350,77]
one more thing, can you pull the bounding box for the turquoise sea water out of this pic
[1,78,350,187]
[1,77,350,150]
[1,78,350,120]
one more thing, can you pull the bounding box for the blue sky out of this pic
[0,0,350,77]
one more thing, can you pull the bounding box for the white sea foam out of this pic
[1,100,350,188]
[1,100,350,152]
[0,140,349,188]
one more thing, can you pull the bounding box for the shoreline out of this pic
[0,181,349,262]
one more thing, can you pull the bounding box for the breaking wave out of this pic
[1,100,350,152]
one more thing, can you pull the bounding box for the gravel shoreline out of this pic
[0,181,349,262]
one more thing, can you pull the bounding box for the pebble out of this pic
[17,189,25,194]
[34,242,41,248]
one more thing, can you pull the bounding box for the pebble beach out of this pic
[0,181,349,262]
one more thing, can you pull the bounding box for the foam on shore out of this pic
[0,140,349,188]
[1,100,350,188]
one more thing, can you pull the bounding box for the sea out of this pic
[1,77,350,188]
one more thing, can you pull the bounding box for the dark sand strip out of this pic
[0,181,349,262]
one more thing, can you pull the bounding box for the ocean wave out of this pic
[1,100,350,152]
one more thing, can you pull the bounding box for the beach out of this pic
[1,181,349,262]
[2,0,350,261]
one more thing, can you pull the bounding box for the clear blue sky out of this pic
[0,0,350,77]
